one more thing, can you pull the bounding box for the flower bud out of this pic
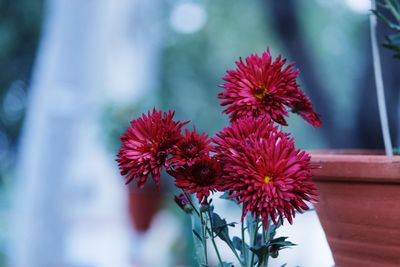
[269,244,280,258]
[200,203,209,213]
[174,194,192,214]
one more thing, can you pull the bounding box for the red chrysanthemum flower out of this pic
[212,116,289,163]
[220,133,318,227]
[170,128,211,167]
[168,156,222,203]
[117,108,187,188]
[218,48,321,127]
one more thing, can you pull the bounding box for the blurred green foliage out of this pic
[104,0,378,153]
[373,0,400,58]
[159,0,370,149]
[0,0,43,181]
[160,0,271,135]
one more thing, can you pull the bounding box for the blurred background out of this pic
[0,0,399,266]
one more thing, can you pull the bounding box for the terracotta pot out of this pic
[128,187,163,233]
[310,150,400,267]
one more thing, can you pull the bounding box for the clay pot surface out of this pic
[310,150,400,267]
[128,188,163,233]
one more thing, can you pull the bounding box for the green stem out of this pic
[263,257,269,267]
[190,215,206,266]
[200,212,208,265]
[184,191,242,266]
[210,231,224,266]
[206,210,224,267]
[241,220,248,267]
[262,226,267,267]
[229,238,243,265]
[207,209,243,265]
[184,192,200,216]
[183,192,207,266]
[249,217,259,267]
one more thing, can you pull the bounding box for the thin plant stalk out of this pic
[262,225,268,267]
[183,192,225,266]
[241,221,248,267]
[249,217,259,267]
[232,244,243,264]
[263,257,269,267]
[200,212,208,265]
[209,233,224,267]
[263,216,274,267]
[185,193,206,266]
[184,192,200,216]
[205,210,224,267]
[206,208,244,266]
[370,0,394,156]
[190,215,206,265]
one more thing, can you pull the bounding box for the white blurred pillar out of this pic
[11,0,163,266]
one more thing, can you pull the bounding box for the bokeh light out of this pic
[169,2,207,34]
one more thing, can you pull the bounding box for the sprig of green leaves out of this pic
[372,0,400,59]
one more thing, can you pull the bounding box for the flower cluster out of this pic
[117,48,320,226]
[117,109,221,202]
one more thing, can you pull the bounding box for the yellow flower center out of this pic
[263,175,272,184]
[253,86,268,100]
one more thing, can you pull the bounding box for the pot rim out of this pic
[309,149,400,162]
[308,149,400,183]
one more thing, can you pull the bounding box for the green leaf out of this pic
[232,236,250,259]
[250,244,269,265]
[386,33,400,50]
[265,218,282,242]
[250,245,269,257]
[386,0,400,15]
[270,236,297,248]
[232,236,243,251]
[211,212,230,241]
[217,262,234,267]
[219,191,238,205]
[211,212,238,256]
[371,10,400,31]
[376,0,389,9]
[190,215,206,264]
[383,43,400,52]
[249,236,296,264]
[192,229,202,242]
[386,34,400,44]
[373,0,400,60]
